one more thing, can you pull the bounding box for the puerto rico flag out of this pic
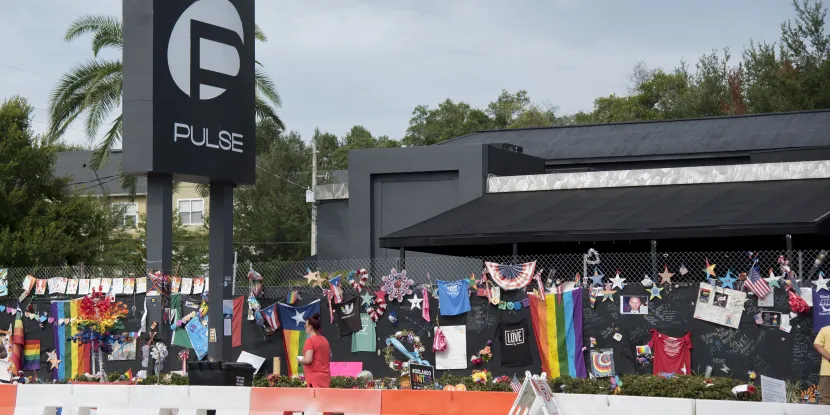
[261,303,280,331]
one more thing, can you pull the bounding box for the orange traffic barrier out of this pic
[379,390,516,415]
[447,391,515,415]
[0,385,17,415]
[250,387,315,415]
[380,390,453,415]
[316,388,382,415]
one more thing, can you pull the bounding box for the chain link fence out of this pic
[3,249,825,300]
[246,249,827,299]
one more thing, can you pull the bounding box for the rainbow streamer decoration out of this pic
[51,301,91,380]
[12,312,24,344]
[8,312,24,375]
[22,340,40,370]
[528,288,587,378]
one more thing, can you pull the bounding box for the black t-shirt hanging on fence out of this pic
[497,319,533,367]
[334,297,363,337]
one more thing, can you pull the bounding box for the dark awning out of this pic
[379,179,830,249]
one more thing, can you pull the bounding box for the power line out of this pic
[256,165,308,190]
[0,62,60,80]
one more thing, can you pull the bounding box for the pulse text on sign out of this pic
[174,123,244,153]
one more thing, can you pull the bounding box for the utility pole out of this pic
[310,136,318,256]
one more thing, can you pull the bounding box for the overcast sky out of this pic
[0,0,797,147]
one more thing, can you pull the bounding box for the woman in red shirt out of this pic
[298,312,331,388]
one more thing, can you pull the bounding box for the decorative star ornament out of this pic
[360,292,375,307]
[641,274,654,288]
[46,350,61,370]
[381,268,415,303]
[291,309,307,327]
[374,288,388,302]
[303,269,324,289]
[601,289,616,302]
[408,293,423,310]
[703,260,717,278]
[658,265,675,285]
[589,268,605,287]
[719,271,737,289]
[812,271,830,292]
[764,269,783,288]
[647,285,663,300]
[610,270,626,290]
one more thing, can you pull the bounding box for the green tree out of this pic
[0,96,116,266]
[403,100,492,146]
[313,125,401,171]
[234,125,311,263]
[47,15,284,172]
[103,212,209,270]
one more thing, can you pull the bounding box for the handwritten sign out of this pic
[409,363,435,390]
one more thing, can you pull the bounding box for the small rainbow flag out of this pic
[22,340,40,370]
[286,290,299,305]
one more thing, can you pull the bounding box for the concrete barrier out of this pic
[0,384,825,415]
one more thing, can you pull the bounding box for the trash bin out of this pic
[188,361,225,386]
[222,362,255,386]
[187,361,255,386]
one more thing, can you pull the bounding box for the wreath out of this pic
[383,330,427,373]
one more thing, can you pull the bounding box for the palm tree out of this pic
[48,15,283,178]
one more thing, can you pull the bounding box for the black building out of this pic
[314,110,830,259]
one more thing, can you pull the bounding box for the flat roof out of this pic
[380,179,830,249]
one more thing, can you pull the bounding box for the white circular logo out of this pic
[167,0,244,100]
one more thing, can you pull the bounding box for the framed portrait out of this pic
[620,295,649,315]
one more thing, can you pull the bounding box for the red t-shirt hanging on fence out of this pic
[650,329,692,377]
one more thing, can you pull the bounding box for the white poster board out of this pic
[510,372,560,415]
[760,375,786,403]
[237,351,266,375]
[434,325,467,370]
[693,283,746,329]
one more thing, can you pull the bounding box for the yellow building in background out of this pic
[55,150,209,231]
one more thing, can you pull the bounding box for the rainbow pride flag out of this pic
[528,288,587,378]
[22,340,40,370]
[282,330,308,377]
[51,301,91,380]
[277,300,320,377]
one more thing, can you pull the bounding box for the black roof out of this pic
[380,179,830,250]
[438,110,830,163]
[55,151,147,195]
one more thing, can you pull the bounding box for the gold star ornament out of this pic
[303,270,324,289]
[658,265,674,285]
[46,350,61,370]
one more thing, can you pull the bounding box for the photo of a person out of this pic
[621,295,649,314]
[713,293,729,308]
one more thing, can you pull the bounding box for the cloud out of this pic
[0,0,793,148]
